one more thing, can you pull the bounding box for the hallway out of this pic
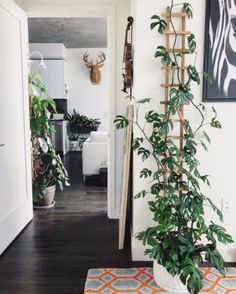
[0,152,149,294]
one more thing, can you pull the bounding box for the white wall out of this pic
[15,0,131,218]
[132,0,236,261]
[66,48,108,131]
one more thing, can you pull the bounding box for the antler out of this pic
[96,51,106,65]
[83,52,93,67]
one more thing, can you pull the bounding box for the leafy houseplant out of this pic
[67,109,101,150]
[29,73,70,207]
[115,2,233,294]
[77,114,101,133]
[67,109,101,135]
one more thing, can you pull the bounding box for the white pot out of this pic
[153,261,189,293]
[69,140,78,151]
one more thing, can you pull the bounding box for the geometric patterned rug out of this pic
[84,268,236,293]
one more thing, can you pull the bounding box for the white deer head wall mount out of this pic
[83,51,106,85]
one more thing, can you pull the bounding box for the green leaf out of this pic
[200,140,208,151]
[114,115,129,129]
[170,252,178,262]
[205,249,225,276]
[199,103,206,113]
[150,15,167,34]
[203,131,211,144]
[151,15,160,21]
[188,34,196,53]
[150,21,159,30]
[212,107,217,116]
[187,65,200,85]
[148,201,156,212]
[138,147,151,161]
[211,117,222,129]
[165,261,180,276]
[203,72,213,84]
[187,268,203,294]
[154,46,171,65]
[158,19,167,34]
[209,223,234,244]
[37,138,49,153]
[145,111,160,123]
[151,183,162,195]
[200,175,210,186]
[140,168,152,179]
[180,259,204,294]
[156,45,166,51]
[133,137,144,151]
[134,190,147,199]
[178,234,191,245]
[205,197,223,222]
[183,2,193,19]
[136,98,152,104]
[58,180,63,190]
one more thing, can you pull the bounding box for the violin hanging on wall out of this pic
[122,16,134,96]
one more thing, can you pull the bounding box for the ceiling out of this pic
[28,17,107,48]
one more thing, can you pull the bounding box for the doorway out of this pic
[27,8,116,217]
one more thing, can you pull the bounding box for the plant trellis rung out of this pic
[162,12,187,17]
[160,101,190,105]
[161,66,188,70]
[160,83,190,88]
[166,48,190,53]
[163,30,191,35]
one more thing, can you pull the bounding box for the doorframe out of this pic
[25,5,117,218]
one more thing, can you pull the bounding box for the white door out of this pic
[0,0,33,254]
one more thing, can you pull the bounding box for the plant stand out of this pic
[99,167,108,187]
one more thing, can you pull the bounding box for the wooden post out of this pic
[179,9,187,198]
[163,7,171,197]
[119,104,134,250]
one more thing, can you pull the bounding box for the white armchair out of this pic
[82,131,108,177]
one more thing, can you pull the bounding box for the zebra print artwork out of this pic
[203,0,236,102]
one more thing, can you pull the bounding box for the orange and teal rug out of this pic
[84,267,236,293]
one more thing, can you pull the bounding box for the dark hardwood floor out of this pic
[0,152,149,294]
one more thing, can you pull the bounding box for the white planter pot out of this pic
[69,140,78,151]
[153,261,189,293]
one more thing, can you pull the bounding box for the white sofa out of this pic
[82,131,108,177]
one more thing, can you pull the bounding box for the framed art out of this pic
[203,0,236,102]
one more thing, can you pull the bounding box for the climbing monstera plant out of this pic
[115,1,233,294]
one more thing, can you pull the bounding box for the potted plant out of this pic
[76,113,101,133]
[67,109,101,150]
[29,73,70,209]
[115,2,233,294]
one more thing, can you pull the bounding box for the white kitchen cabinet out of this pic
[31,59,66,99]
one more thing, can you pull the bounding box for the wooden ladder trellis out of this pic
[161,7,189,197]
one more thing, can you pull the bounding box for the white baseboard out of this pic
[132,246,152,261]
[107,207,119,219]
[219,245,236,263]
